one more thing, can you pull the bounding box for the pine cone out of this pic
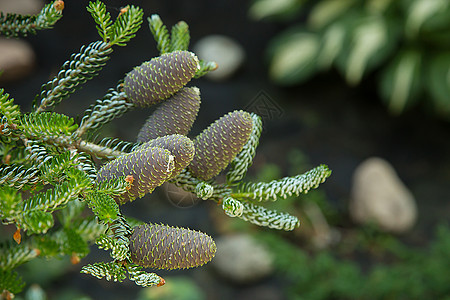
[137,87,201,142]
[189,110,253,180]
[137,134,195,179]
[123,51,199,107]
[129,223,216,270]
[96,147,174,204]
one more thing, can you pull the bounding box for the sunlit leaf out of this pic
[268,29,320,85]
[427,52,450,114]
[379,50,422,114]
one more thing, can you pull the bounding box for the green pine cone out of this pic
[96,147,174,204]
[189,110,253,180]
[129,223,216,270]
[123,51,200,107]
[137,87,201,142]
[137,134,195,179]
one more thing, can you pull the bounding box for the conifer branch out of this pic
[239,202,300,231]
[0,89,21,123]
[227,113,263,185]
[148,15,171,54]
[34,41,112,113]
[76,84,133,137]
[170,21,190,52]
[235,164,332,201]
[0,0,63,37]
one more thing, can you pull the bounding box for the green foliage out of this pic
[87,1,143,47]
[251,0,450,116]
[0,89,21,123]
[0,270,26,295]
[255,223,450,300]
[0,2,331,297]
[0,0,63,37]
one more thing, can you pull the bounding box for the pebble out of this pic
[193,35,245,81]
[0,0,43,15]
[0,38,36,83]
[212,234,274,283]
[349,157,417,233]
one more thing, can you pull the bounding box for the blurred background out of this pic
[1,0,449,299]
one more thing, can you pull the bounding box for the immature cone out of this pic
[96,147,174,204]
[124,51,200,107]
[137,134,195,179]
[189,110,253,180]
[129,223,216,270]
[137,87,201,142]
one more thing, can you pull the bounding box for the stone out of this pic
[193,35,245,81]
[0,38,36,83]
[0,0,43,15]
[349,157,417,233]
[212,234,274,283]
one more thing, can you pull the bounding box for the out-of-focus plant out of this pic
[256,222,450,300]
[250,0,450,116]
[0,1,332,298]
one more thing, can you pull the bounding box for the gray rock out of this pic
[0,38,36,82]
[0,0,43,15]
[193,35,245,81]
[212,234,274,283]
[350,157,417,233]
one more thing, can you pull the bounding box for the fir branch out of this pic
[61,227,90,257]
[87,0,112,42]
[85,192,119,223]
[21,169,91,213]
[194,60,219,78]
[34,41,112,112]
[108,5,143,47]
[95,234,129,262]
[227,113,262,185]
[81,261,127,282]
[127,265,163,287]
[75,218,107,243]
[235,164,332,201]
[76,85,133,137]
[76,139,127,160]
[0,240,39,270]
[170,21,190,52]
[0,186,22,221]
[94,177,129,197]
[57,198,86,227]
[0,165,39,190]
[222,196,244,217]
[0,89,21,123]
[24,140,52,168]
[20,112,77,141]
[148,14,171,54]
[239,202,300,231]
[38,151,78,184]
[0,0,63,38]
[19,209,54,234]
[170,169,231,201]
[0,270,26,295]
